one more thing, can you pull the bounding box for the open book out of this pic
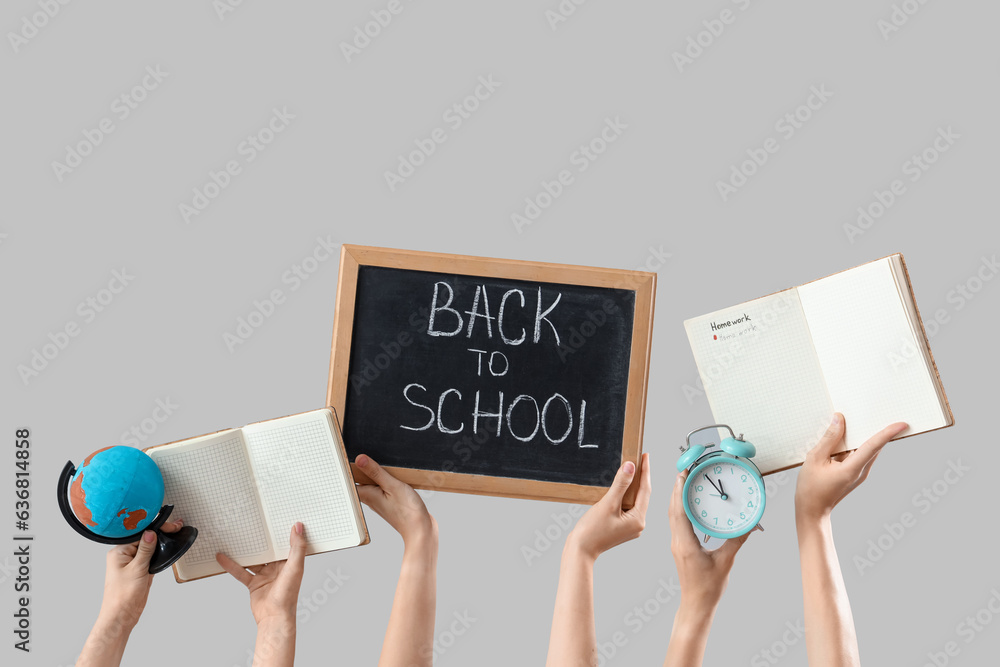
[684,254,953,474]
[146,408,369,582]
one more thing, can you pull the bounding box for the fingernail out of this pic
[624,461,635,475]
[831,413,842,426]
[357,455,368,468]
[143,531,155,543]
[175,519,183,526]
[294,522,303,535]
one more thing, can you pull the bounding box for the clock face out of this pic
[684,456,765,539]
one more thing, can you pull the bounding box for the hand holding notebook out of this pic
[684,254,953,474]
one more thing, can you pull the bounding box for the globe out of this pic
[69,446,165,538]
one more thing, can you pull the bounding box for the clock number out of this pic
[741,474,747,482]
[748,487,754,495]
[740,512,746,520]
[714,517,718,525]
[727,519,734,526]
[701,510,707,518]
[696,485,704,492]
[694,498,701,505]
[714,465,723,474]
[747,501,754,508]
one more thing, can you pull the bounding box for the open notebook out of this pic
[684,254,953,474]
[146,408,368,582]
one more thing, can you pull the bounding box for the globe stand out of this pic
[57,461,198,574]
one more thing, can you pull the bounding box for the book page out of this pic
[684,289,834,473]
[148,431,273,580]
[242,409,362,558]
[798,256,948,449]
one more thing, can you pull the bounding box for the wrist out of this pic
[92,609,136,647]
[563,532,598,566]
[673,599,718,635]
[795,508,833,533]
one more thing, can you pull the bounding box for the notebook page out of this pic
[797,257,948,450]
[148,431,272,580]
[243,409,362,558]
[684,290,833,473]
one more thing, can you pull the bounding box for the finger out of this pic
[668,471,701,550]
[356,455,400,492]
[602,459,637,511]
[846,422,908,474]
[129,530,158,572]
[811,413,846,460]
[161,519,184,534]
[715,528,752,562]
[216,553,254,587]
[356,483,386,508]
[630,453,652,518]
[282,522,307,583]
[858,450,881,483]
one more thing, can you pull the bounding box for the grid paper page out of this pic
[798,257,948,448]
[684,289,834,473]
[150,434,270,569]
[243,411,360,555]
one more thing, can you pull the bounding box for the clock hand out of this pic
[717,479,728,500]
[704,474,723,496]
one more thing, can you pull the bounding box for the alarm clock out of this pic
[676,425,765,540]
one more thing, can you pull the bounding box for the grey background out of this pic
[2,1,998,665]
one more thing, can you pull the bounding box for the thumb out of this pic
[812,413,846,460]
[603,460,637,509]
[356,454,395,491]
[283,522,307,581]
[716,529,752,562]
[130,530,158,571]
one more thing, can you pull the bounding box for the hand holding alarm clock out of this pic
[676,425,765,540]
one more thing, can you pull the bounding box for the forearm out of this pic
[77,612,134,667]
[796,513,859,667]
[663,601,717,667]
[545,539,597,667]
[379,533,438,667]
[252,616,296,667]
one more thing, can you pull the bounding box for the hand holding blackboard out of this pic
[327,245,656,505]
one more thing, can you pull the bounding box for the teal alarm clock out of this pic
[676,425,765,540]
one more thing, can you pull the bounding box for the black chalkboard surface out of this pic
[327,245,656,504]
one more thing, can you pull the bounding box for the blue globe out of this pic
[70,446,164,538]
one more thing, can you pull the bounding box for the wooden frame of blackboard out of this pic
[326,244,656,505]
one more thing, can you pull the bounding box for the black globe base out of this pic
[57,461,199,574]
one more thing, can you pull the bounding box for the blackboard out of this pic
[327,245,656,504]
